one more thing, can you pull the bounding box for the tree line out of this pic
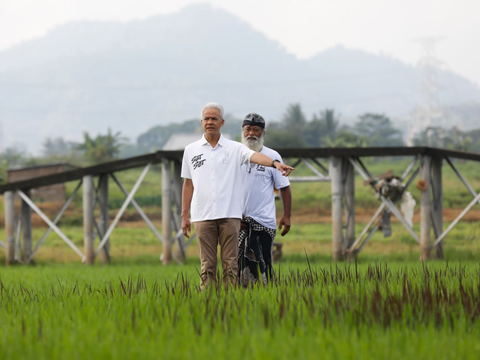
[0,103,478,183]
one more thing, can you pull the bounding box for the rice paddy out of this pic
[2,158,480,359]
[1,260,480,359]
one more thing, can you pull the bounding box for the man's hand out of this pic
[278,216,291,236]
[274,162,295,176]
[182,217,191,239]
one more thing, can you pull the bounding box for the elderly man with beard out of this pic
[238,112,292,286]
[181,103,294,290]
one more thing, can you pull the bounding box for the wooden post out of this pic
[330,156,344,261]
[83,175,95,264]
[173,160,186,263]
[20,190,32,262]
[162,159,172,265]
[419,155,431,261]
[344,159,355,250]
[4,191,15,265]
[98,174,110,263]
[431,156,444,259]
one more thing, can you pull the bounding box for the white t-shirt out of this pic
[241,146,290,229]
[181,134,256,222]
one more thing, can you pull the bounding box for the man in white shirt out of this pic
[181,103,294,289]
[238,112,292,286]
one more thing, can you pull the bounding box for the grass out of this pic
[1,158,480,358]
[1,261,480,359]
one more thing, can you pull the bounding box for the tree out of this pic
[306,109,340,147]
[327,127,367,148]
[77,129,125,164]
[282,103,307,135]
[353,113,404,147]
[265,103,308,148]
[413,126,473,152]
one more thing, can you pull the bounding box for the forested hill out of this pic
[0,3,479,153]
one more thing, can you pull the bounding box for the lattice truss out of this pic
[0,160,190,264]
[286,157,331,182]
[330,155,480,260]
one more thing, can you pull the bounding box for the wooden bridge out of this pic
[1,146,479,265]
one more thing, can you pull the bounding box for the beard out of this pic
[241,132,264,152]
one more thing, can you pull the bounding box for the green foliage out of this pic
[265,103,308,148]
[77,129,125,164]
[265,105,404,149]
[352,113,405,147]
[413,126,474,152]
[304,109,340,147]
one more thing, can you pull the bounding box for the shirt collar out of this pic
[201,133,225,147]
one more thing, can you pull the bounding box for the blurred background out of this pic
[0,0,479,172]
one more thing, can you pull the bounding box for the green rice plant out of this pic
[0,262,479,359]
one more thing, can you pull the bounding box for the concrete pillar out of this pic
[344,159,355,250]
[83,175,95,264]
[173,160,186,263]
[162,159,172,265]
[4,191,15,265]
[330,156,344,261]
[98,174,110,264]
[419,155,431,261]
[431,156,444,259]
[20,190,32,262]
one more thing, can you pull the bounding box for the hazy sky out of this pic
[1,0,479,84]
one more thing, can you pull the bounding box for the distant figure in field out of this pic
[237,112,292,286]
[181,103,294,289]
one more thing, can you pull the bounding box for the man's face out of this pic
[243,125,263,141]
[201,108,224,136]
[242,125,264,151]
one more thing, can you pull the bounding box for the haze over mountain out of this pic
[0,3,479,153]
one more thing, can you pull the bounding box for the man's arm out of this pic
[181,178,194,239]
[278,186,292,236]
[250,152,294,176]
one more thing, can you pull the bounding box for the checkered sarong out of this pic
[237,217,276,286]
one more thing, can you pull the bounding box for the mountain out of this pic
[0,3,479,153]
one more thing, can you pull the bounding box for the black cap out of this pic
[242,113,265,129]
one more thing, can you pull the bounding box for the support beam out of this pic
[173,160,186,263]
[344,159,355,250]
[162,159,172,265]
[95,163,152,258]
[26,181,82,264]
[98,174,110,263]
[4,191,15,265]
[111,173,164,245]
[20,190,32,262]
[329,156,344,261]
[83,175,95,264]
[419,155,431,261]
[431,156,443,259]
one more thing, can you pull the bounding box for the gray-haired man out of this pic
[181,103,294,289]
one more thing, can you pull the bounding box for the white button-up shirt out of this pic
[241,146,290,229]
[181,134,255,222]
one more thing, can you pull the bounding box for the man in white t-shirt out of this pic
[238,112,292,286]
[181,103,294,289]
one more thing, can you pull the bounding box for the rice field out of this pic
[1,260,480,360]
[1,158,480,358]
